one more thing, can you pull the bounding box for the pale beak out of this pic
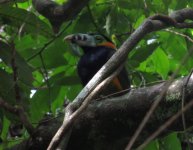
[64,34,82,56]
[63,34,74,42]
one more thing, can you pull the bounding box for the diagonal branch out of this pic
[47,64,125,149]
[0,97,18,114]
[48,8,193,150]
[0,96,34,136]
[10,73,193,150]
[137,99,193,150]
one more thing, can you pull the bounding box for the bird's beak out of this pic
[64,34,82,56]
[63,34,74,42]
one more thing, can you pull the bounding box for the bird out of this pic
[64,33,130,97]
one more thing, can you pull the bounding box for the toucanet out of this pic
[64,33,130,96]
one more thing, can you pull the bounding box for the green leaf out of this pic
[66,85,82,100]
[0,6,52,37]
[130,42,160,68]
[132,71,159,85]
[159,132,182,150]
[161,34,187,61]
[29,39,67,69]
[0,69,15,104]
[49,72,80,86]
[117,0,144,10]
[144,139,159,150]
[15,34,47,52]
[144,132,181,150]
[105,11,112,34]
[151,47,169,79]
[32,70,44,87]
[175,0,187,9]
[134,14,146,29]
[137,47,169,79]
[104,7,129,34]
[0,41,33,86]
[159,32,190,75]
[51,86,69,112]
[1,116,10,141]
[0,69,30,121]
[117,0,131,9]
[73,11,93,33]
[30,87,60,122]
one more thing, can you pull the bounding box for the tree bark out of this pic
[8,75,193,150]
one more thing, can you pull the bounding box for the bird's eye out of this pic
[95,35,103,42]
[82,35,87,41]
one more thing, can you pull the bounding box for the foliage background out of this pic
[0,0,193,149]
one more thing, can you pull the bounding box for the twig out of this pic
[11,42,21,102]
[143,0,147,9]
[13,0,17,7]
[164,29,193,43]
[27,21,72,62]
[10,42,35,136]
[125,45,193,150]
[39,53,52,111]
[95,1,114,6]
[143,0,149,17]
[47,64,125,150]
[137,99,193,150]
[0,97,18,114]
[0,96,35,137]
[18,6,33,39]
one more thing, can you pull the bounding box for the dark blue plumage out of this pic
[77,46,115,86]
[64,33,130,96]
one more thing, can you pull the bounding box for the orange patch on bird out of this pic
[98,42,116,49]
[112,77,123,91]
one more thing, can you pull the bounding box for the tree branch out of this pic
[48,8,193,150]
[10,42,35,136]
[47,64,125,149]
[137,99,193,150]
[8,74,193,150]
[0,96,34,136]
[32,0,90,33]
[0,97,18,114]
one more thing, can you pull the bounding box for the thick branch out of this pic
[8,75,193,150]
[65,75,193,150]
[32,0,90,32]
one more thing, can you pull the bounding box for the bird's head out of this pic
[64,33,116,54]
